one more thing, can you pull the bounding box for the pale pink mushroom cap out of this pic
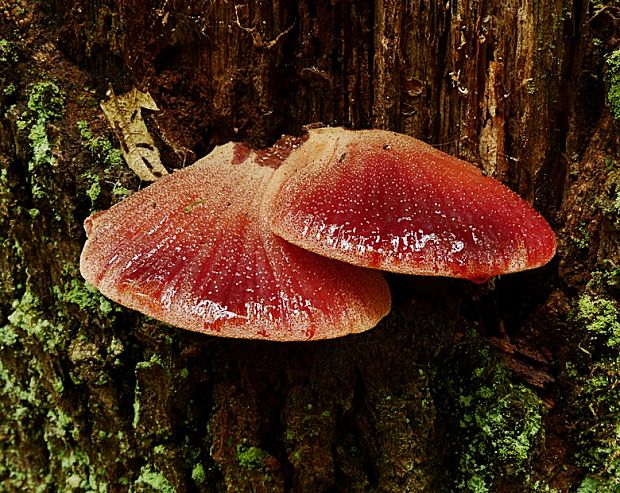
[267,127,557,283]
[80,142,391,341]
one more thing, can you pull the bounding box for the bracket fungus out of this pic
[80,140,391,341]
[81,126,556,341]
[268,127,557,284]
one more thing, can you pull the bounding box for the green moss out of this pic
[85,173,102,208]
[0,356,51,491]
[0,39,18,64]
[601,261,620,289]
[577,295,620,347]
[3,83,16,96]
[135,465,175,493]
[572,222,591,250]
[603,175,620,228]
[53,278,114,316]
[26,81,64,119]
[77,120,124,170]
[107,337,124,368]
[0,324,18,348]
[292,449,302,463]
[607,49,620,120]
[112,186,132,200]
[132,395,141,430]
[576,476,601,492]
[191,463,206,484]
[443,332,545,492]
[136,353,167,372]
[30,182,46,199]
[236,443,269,470]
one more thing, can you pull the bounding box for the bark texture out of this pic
[0,0,618,492]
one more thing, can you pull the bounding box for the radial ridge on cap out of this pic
[267,127,557,281]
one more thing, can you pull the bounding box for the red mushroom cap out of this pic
[267,127,557,283]
[80,141,391,341]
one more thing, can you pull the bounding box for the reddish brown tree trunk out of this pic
[0,1,618,492]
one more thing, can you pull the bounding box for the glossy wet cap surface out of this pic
[268,127,557,282]
[80,142,391,341]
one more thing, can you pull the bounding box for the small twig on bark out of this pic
[588,5,620,23]
[234,5,294,49]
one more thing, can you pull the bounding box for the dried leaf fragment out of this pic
[100,87,168,181]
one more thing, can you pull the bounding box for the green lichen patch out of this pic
[53,277,114,318]
[9,80,69,234]
[7,288,66,352]
[0,324,132,490]
[0,10,196,493]
[26,81,65,120]
[2,82,16,96]
[568,270,620,490]
[0,326,109,492]
[132,352,174,439]
[442,332,546,492]
[112,185,133,200]
[135,465,174,493]
[571,222,591,251]
[77,120,132,206]
[0,235,25,329]
[191,462,206,484]
[77,120,125,171]
[601,170,620,229]
[236,443,270,470]
[0,39,18,64]
[84,172,102,209]
[0,322,18,348]
[0,353,54,491]
[15,81,65,171]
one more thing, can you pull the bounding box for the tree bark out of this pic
[0,1,618,492]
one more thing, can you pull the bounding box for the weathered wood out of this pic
[0,0,617,491]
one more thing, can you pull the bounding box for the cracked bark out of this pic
[0,1,615,491]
